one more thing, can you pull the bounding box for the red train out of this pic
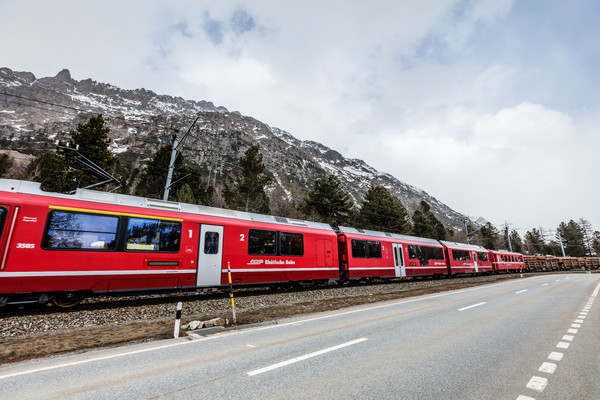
[0,179,525,308]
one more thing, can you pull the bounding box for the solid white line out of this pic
[247,338,367,376]
[458,302,487,311]
[515,289,528,294]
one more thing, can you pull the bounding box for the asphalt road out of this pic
[1,273,598,399]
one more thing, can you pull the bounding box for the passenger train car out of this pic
[0,179,530,307]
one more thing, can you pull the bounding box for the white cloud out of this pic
[1,0,599,235]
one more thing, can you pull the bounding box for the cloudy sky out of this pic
[2,0,599,236]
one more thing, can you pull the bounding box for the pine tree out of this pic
[509,230,524,253]
[357,186,411,234]
[301,174,354,227]
[0,154,12,177]
[222,145,271,213]
[136,144,214,204]
[69,115,118,188]
[176,183,195,204]
[411,201,446,240]
[477,222,500,250]
[27,115,119,192]
[556,220,586,256]
[524,228,546,255]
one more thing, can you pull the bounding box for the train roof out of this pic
[491,249,523,255]
[439,241,488,252]
[0,179,334,232]
[337,226,442,246]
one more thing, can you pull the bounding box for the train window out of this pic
[248,229,277,255]
[126,218,181,252]
[204,232,219,254]
[426,246,445,261]
[452,249,471,262]
[368,241,382,258]
[477,252,489,262]
[44,210,118,250]
[351,239,367,258]
[280,232,304,256]
[0,207,6,236]
[408,245,443,265]
[408,245,419,260]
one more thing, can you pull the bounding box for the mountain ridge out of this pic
[0,67,479,230]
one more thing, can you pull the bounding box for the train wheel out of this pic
[52,292,85,308]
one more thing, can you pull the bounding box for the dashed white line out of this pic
[567,328,578,334]
[557,342,570,349]
[515,290,528,294]
[574,319,584,323]
[526,376,548,392]
[541,283,549,286]
[458,302,487,311]
[517,396,536,400]
[562,335,574,341]
[539,362,557,374]
[247,338,368,376]
[548,352,563,361]
[571,323,582,328]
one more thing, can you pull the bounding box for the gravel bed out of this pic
[0,274,517,339]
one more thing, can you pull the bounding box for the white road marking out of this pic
[562,335,574,341]
[526,376,548,392]
[593,282,600,297]
[538,362,557,374]
[574,319,584,323]
[541,283,549,286]
[515,290,528,294]
[517,395,536,400]
[578,315,586,319]
[548,352,563,361]
[571,323,582,328]
[557,342,570,349]
[567,328,578,334]
[247,338,368,376]
[458,302,487,311]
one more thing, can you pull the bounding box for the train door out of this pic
[196,225,224,287]
[472,251,478,272]
[0,205,13,271]
[393,243,406,277]
[316,239,334,267]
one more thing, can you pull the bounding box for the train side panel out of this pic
[490,251,525,272]
[441,241,493,274]
[337,227,449,279]
[221,222,339,285]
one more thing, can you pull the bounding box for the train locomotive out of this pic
[0,179,532,308]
